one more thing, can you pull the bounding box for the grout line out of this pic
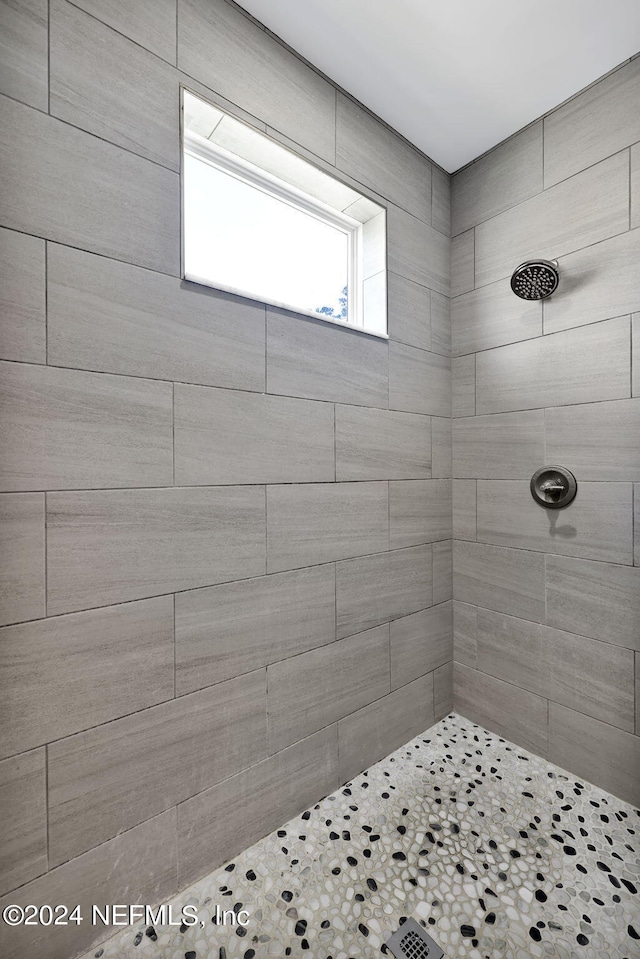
[0,475,633,497]
[172,592,176,699]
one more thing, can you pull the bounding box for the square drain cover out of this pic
[385,917,444,959]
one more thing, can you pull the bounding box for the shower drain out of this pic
[385,917,444,959]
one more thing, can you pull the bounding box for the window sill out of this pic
[183,271,389,340]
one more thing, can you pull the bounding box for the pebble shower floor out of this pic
[78,714,640,959]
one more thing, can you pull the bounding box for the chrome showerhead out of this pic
[510,259,559,300]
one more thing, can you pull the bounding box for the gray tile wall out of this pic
[451,56,640,807]
[0,1,451,951]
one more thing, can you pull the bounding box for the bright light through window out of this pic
[181,89,387,336]
[184,155,350,319]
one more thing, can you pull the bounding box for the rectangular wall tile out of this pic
[452,278,542,356]
[0,94,180,275]
[0,227,45,363]
[388,203,450,296]
[433,540,452,605]
[50,0,178,169]
[175,385,334,485]
[452,121,543,235]
[71,0,177,63]
[431,166,451,237]
[267,482,388,573]
[0,362,173,491]
[545,398,640,481]
[476,608,634,731]
[0,811,177,959]
[546,554,640,651]
[387,271,431,352]
[0,0,47,110]
[453,410,544,479]
[335,405,431,481]
[451,230,474,296]
[338,673,434,784]
[336,92,431,221]
[544,229,640,334]
[0,493,44,627]
[549,704,640,808]
[474,152,629,288]
[476,317,631,413]
[454,663,548,757]
[389,341,450,417]
[453,540,545,622]
[477,479,633,565]
[178,0,335,161]
[432,417,452,478]
[390,602,452,690]
[47,486,266,614]
[178,726,338,887]
[48,671,266,866]
[0,748,46,896]
[336,545,432,640]
[453,480,476,541]
[390,480,452,548]
[48,244,266,391]
[267,309,388,408]
[452,354,475,417]
[453,601,477,667]
[268,626,390,753]
[0,597,174,760]
[434,661,453,720]
[176,565,335,695]
[544,58,640,187]
[542,624,636,732]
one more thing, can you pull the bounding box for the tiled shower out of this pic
[0,2,638,958]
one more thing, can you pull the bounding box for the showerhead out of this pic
[510,259,559,300]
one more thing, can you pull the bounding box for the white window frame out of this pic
[183,129,364,329]
[180,89,387,338]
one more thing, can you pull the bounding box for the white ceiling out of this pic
[236,0,640,172]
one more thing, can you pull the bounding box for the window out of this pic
[181,89,387,337]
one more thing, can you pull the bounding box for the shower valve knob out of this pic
[539,480,566,497]
[530,466,577,509]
